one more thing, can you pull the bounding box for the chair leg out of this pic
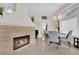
[56,44,59,49]
[48,43,51,46]
[48,41,52,46]
[59,40,61,45]
[68,41,71,47]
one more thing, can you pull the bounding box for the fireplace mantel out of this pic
[0,25,35,52]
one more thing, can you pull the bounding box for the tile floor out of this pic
[0,38,79,55]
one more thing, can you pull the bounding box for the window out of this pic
[42,16,47,19]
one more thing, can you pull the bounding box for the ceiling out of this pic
[0,3,79,21]
[25,3,64,17]
[0,3,64,17]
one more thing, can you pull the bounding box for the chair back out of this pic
[66,31,72,41]
[48,31,59,43]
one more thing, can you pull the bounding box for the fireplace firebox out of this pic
[13,35,30,50]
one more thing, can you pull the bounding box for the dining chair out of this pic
[59,31,72,47]
[66,31,72,47]
[48,31,60,48]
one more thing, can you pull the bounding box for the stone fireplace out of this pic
[0,25,35,52]
[13,35,30,50]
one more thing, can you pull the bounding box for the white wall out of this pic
[34,16,57,31]
[77,14,79,35]
[0,4,35,27]
[47,18,56,31]
[60,17,78,36]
